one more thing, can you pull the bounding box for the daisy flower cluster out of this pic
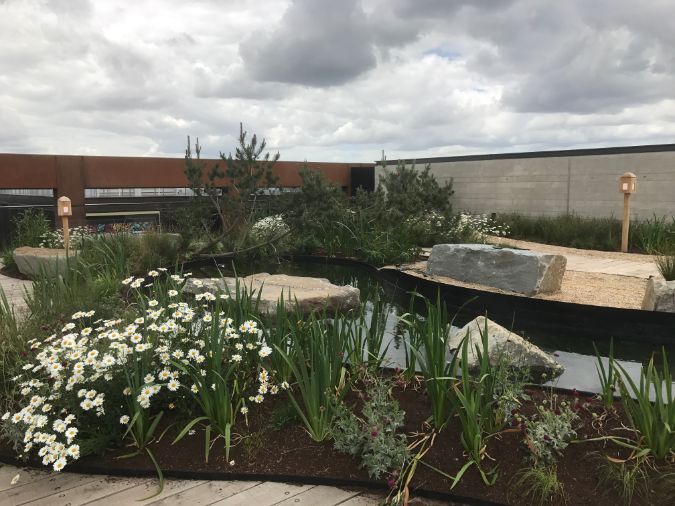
[250,215,289,243]
[2,268,280,473]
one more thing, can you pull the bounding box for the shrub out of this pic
[521,394,579,466]
[377,160,454,221]
[332,377,409,479]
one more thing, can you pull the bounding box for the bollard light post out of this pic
[57,196,73,253]
[618,172,637,253]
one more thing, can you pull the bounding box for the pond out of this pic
[193,258,674,393]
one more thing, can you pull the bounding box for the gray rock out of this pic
[13,247,79,278]
[427,244,567,296]
[184,273,360,315]
[641,277,675,312]
[450,316,564,380]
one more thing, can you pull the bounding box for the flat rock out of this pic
[13,246,79,278]
[427,244,567,296]
[641,277,675,312]
[184,273,360,315]
[450,316,564,380]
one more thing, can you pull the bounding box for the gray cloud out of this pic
[0,0,674,161]
[240,0,377,86]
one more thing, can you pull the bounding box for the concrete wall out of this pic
[375,145,675,219]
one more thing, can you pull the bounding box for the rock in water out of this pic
[449,316,564,380]
[183,273,360,315]
[13,247,79,278]
[427,244,566,296]
[641,277,675,312]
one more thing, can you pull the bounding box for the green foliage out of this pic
[183,125,280,254]
[284,167,348,254]
[1,248,18,273]
[376,160,454,222]
[596,454,650,506]
[655,254,675,280]
[79,233,181,277]
[332,376,409,479]
[522,394,579,466]
[402,293,459,430]
[616,349,675,461]
[268,403,300,431]
[634,214,675,254]
[12,208,51,248]
[346,296,390,370]
[510,466,565,506]
[594,340,617,410]
[492,359,530,428]
[25,259,124,332]
[453,319,499,485]
[501,212,675,253]
[285,162,462,265]
[501,213,622,251]
[275,313,349,442]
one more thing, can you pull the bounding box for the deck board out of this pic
[0,464,385,506]
[209,481,312,506]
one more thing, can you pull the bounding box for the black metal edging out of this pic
[0,454,508,506]
[182,253,675,344]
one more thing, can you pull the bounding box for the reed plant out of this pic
[593,340,617,410]
[453,318,499,486]
[346,297,390,370]
[275,312,349,442]
[615,349,674,461]
[403,293,459,430]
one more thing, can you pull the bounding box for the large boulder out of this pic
[641,277,675,312]
[183,273,360,315]
[13,247,79,278]
[427,244,566,296]
[450,316,564,380]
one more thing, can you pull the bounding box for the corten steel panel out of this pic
[81,156,355,189]
[0,154,58,189]
[55,156,86,226]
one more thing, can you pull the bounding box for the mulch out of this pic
[2,382,658,505]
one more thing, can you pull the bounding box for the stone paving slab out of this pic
[0,262,32,313]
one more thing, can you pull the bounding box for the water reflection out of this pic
[194,259,674,393]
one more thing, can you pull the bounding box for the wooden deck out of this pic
[0,464,387,505]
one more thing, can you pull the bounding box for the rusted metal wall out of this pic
[0,154,370,225]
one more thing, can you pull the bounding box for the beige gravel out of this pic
[397,261,647,310]
[487,236,657,262]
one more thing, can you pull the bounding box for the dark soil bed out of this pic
[0,386,660,506]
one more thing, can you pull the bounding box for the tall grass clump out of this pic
[615,349,674,461]
[593,340,617,410]
[634,214,675,254]
[13,208,51,248]
[275,312,349,442]
[500,213,622,251]
[402,293,459,430]
[501,212,675,253]
[453,318,499,485]
[655,254,675,281]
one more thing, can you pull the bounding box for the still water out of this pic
[193,259,672,393]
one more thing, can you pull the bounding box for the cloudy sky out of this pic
[1,0,674,162]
